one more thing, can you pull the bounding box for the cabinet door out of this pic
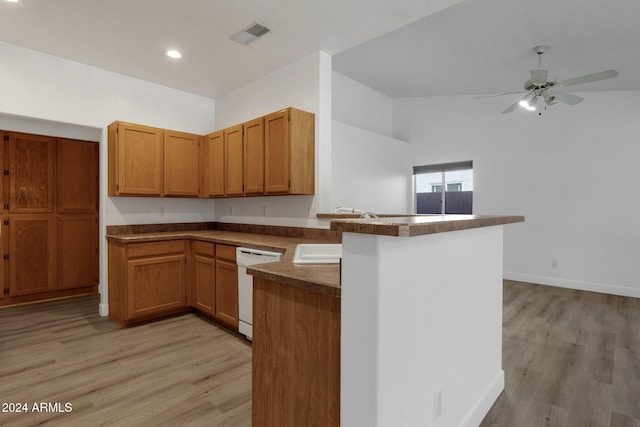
[8,132,55,213]
[224,125,243,196]
[264,109,290,194]
[110,122,163,196]
[215,258,239,330]
[8,216,55,296]
[194,254,216,315]
[127,253,186,319]
[201,131,225,197]
[57,215,97,290]
[57,138,98,213]
[243,117,264,195]
[164,130,200,197]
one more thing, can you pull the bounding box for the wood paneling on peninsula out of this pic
[252,277,340,427]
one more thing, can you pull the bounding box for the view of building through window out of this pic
[414,162,473,214]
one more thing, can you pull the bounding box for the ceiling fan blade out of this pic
[530,69,548,86]
[476,90,525,99]
[557,69,619,87]
[501,101,520,114]
[553,92,584,105]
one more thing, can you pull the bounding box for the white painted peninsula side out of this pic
[331,215,524,427]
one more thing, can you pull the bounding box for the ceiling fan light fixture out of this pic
[519,93,535,108]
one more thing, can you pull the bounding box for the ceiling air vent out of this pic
[231,22,272,45]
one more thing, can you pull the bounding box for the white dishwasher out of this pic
[236,247,282,341]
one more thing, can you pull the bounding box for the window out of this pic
[414,161,473,214]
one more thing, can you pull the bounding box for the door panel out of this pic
[57,139,98,213]
[9,216,55,296]
[9,133,55,213]
[57,215,97,290]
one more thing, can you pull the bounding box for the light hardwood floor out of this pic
[0,296,252,426]
[1,281,639,426]
[482,280,640,427]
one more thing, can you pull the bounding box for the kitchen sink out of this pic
[293,244,342,264]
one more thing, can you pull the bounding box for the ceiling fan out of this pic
[478,45,619,114]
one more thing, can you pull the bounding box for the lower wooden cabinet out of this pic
[192,241,216,316]
[109,239,238,329]
[108,240,188,326]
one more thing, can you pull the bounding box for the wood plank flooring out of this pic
[0,296,252,426]
[481,280,640,427]
[1,280,639,426]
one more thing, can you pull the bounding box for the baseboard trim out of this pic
[99,303,109,317]
[504,272,640,298]
[461,370,504,427]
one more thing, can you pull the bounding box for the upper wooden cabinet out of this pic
[224,125,243,196]
[163,130,200,197]
[108,107,315,199]
[108,122,163,196]
[265,108,315,195]
[243,117,265,195]
[8,132,55,213]
[201,131,225,198]
[57,138,98,213]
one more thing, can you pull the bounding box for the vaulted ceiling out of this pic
[1,0,638,99]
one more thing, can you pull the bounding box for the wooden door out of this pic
[264,109,290,194]
[163,130,200,197]
[8,216,55,296]
[57,215,97,290]
[127,253,186,319]
[215,258,238,330]
[193,242,216,316]
[57,138,98,213]
[201,131,225,197]
[224,125,243,196]
[0,216,5,301]
[243,117,264,195]
[109,122,163,196]
[8,132,55,213]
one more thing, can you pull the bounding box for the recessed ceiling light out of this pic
[5,0,20,3]
[166,49,182,59]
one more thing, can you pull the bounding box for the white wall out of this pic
[332,72,393,137]
[341,226,505,426]
[332,121,410,213]
[0,41,217,314]
[330,72,410,213]
[393,92,640,297]
[214,52,332,227]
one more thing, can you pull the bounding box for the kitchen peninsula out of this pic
[107,215,523,427]
[248,214,523,427]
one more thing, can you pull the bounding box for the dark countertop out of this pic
[107,229,342,297]
[330,214,525,237]
[106,215,523,298]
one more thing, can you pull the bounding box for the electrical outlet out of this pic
[434,391,442,420]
